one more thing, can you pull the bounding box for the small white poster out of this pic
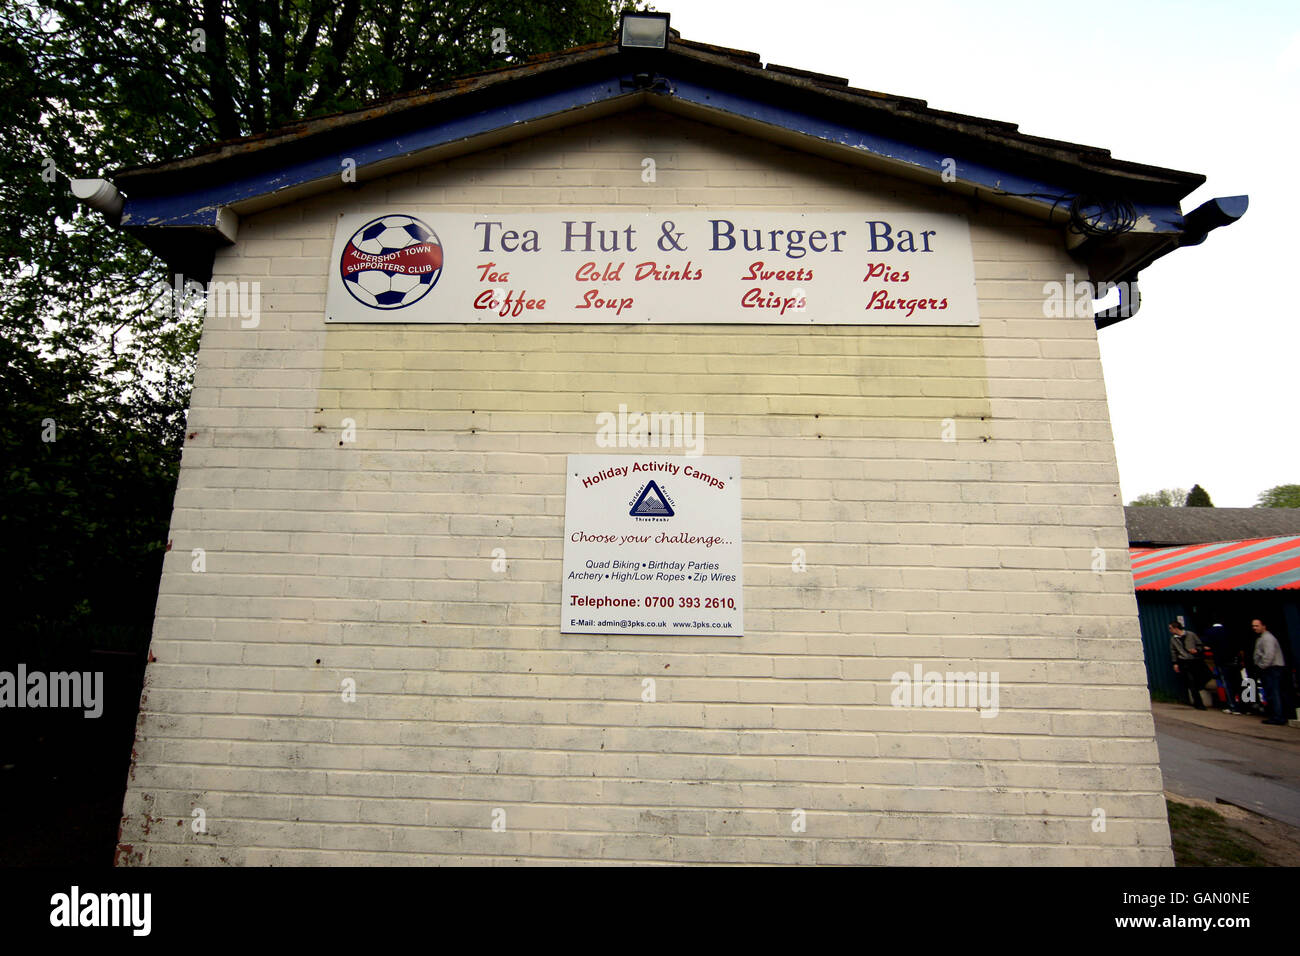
[561,455,743,635]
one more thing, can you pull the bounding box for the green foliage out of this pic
[1255,484,1300,508]
[0,0,641,642]
[1185,484,1213,507]
[1,334,193,643]
[1129,488,1190,507]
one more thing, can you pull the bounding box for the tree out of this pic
[1,0,642,643]
[1129,488,1190,507]
[2,0,647,869]
[1185,484,1213,507]
[1255,484,1300,508]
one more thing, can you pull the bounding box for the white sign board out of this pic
[325,211,979,325]
[561,455,743,635]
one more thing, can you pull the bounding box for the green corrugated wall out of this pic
[1136,595,1187,697]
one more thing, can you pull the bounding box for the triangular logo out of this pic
[629,480,674,517]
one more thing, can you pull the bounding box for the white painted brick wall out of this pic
[117,107,1171,866]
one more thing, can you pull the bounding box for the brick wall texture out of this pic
[117,107,1173,866]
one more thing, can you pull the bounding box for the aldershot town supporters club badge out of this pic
[340,214,443,309]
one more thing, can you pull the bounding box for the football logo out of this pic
[340,214,443,309]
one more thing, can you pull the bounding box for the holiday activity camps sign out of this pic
[325,212,979,325]
[561,455,743,635]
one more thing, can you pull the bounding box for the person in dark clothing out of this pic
[1169,621,1207,710]
[1203,623,1244,714]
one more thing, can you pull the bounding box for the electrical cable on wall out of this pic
[1068,194,1137,237]
[984,188,1138,237]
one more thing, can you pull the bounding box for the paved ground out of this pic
[1152,701,1300,828]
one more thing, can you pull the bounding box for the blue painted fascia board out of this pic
[121,76,631,228]
[668,77,1184,235]
[120,69,1186,236]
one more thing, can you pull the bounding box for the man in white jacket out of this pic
[1252,619,1290,726]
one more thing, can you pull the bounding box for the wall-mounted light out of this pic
[619,12,670,51]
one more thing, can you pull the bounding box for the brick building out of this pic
[83,15,1245,864]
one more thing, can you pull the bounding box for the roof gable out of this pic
[87,28,1245,305]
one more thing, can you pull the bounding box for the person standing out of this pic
[1169,621,1206,710]
[1252,619,1290,726]
[1203,622,1244,714]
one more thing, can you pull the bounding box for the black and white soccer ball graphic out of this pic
[340,215,443,310]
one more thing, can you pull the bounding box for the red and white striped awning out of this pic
[1131,535,1300,591]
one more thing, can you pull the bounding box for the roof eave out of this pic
[99,37,1238,299]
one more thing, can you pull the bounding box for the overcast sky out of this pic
[664,0,1299,506]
